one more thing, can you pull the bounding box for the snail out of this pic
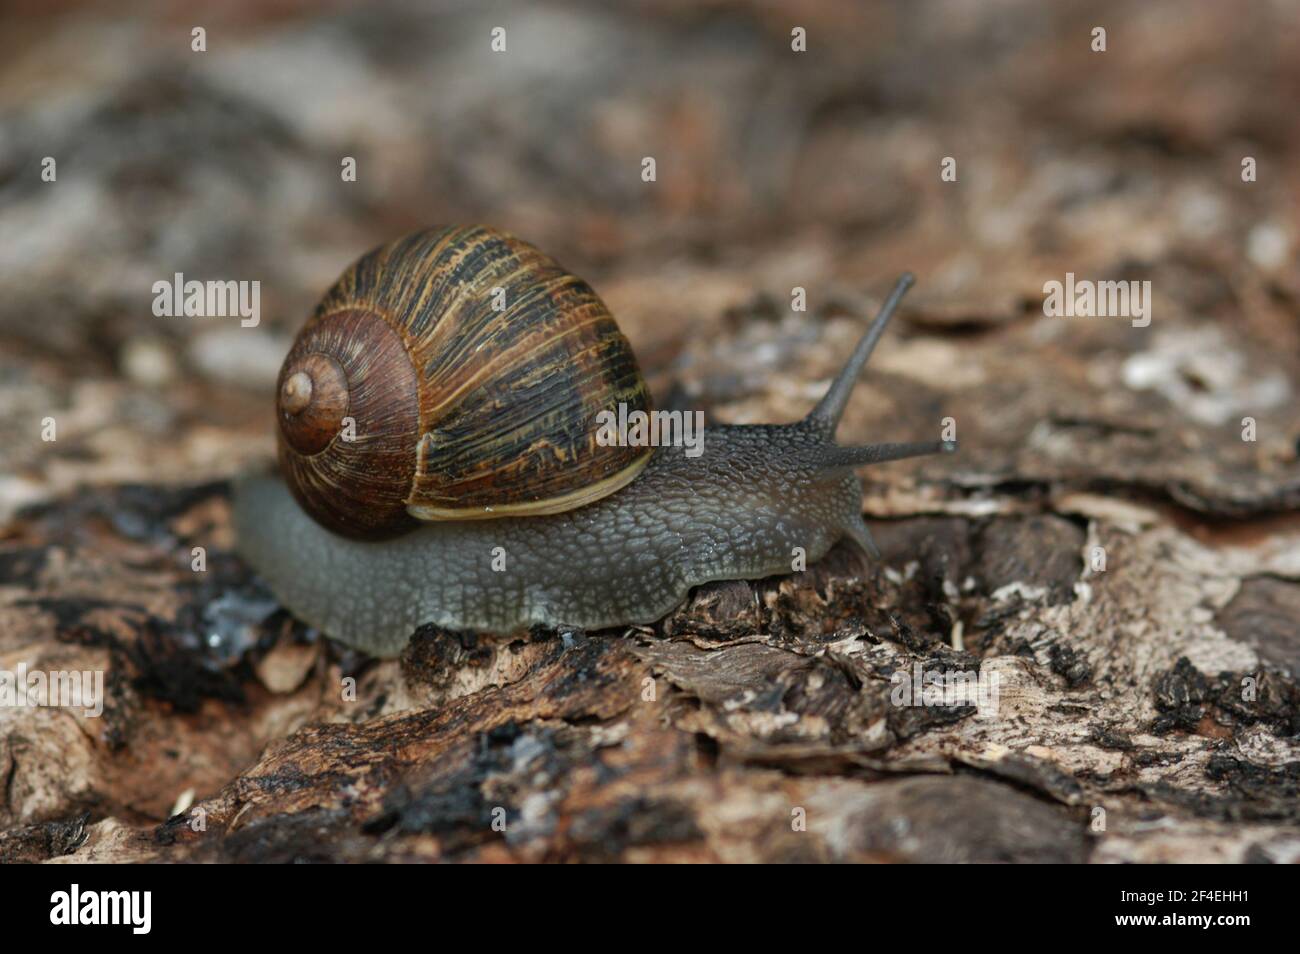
[233,225,956,657]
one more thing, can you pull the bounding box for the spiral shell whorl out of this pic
[275,225,653,538]
[277,308,421,539]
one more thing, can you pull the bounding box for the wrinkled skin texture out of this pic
[235,422,867,656]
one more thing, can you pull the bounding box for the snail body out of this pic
[234,227,955,657]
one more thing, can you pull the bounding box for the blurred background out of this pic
[2,0,1297,525]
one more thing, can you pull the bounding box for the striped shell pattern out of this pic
[275,225,653,539]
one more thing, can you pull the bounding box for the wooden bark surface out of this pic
[1,0,1298,863]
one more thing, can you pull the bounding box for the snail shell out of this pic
[276,225,653,539]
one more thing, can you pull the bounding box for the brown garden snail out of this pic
[233,225,956,656]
